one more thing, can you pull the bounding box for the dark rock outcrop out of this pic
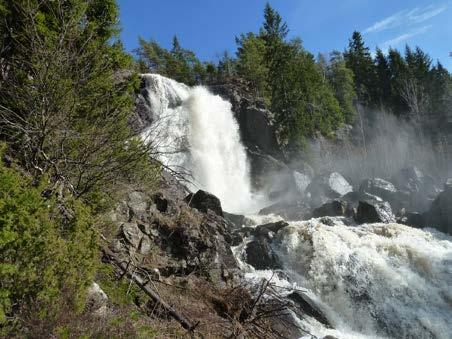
[424,180,452,234]
[259,199,311,221]
[359,178,397,202]
[245,236,280,270]
[399,212,426,229]
[356,200,396,224]
[209,82,279,157]
[312,200,350,218]
[223,212,246,229]
[112,185,237,280]
[287,292,331,327]
[185,190,223,217]
[390,167,440,212]
[254,220,289,238]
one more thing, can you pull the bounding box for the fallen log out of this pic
[102,248,196,332]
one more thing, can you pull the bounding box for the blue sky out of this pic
[118,0,452,70]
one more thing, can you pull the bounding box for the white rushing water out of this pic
[142,74,452,339]
[141,74,261,214]
[237,216,452,339]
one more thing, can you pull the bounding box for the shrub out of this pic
[0,152,97,335]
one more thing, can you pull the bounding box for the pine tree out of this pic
[261,2,289,42]
[236,33,268,98]
[327,51,357,123]
[0,0,154,199]
[374,48,392,108]
[344,31,375,105]
[387,48,409,115]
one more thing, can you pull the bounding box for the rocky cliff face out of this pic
[209,82,280,158]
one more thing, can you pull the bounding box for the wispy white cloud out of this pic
[364,4,447,34]
[378,25,432,52]
[364,10,408,34]
[408,4,448,23]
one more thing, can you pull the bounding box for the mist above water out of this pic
[306,109,451,187]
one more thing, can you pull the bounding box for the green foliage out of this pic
[0,153,97,333]
[327,52,357,124]
[234,4,346,154]
[136,35,207,86]
[0,0,158,200]
[236,33,269,98]
[344,31,376,105]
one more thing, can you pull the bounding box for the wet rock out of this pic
[231,226,255,246]
[223,212,246,229]
[245,237,279,270]
[185,190,223,217]
[356,200,396,224]
[399,212,425,229]
[312,200,349,218]
[306,172,353,208]
[259,199,311,221]
[391,166,425,193]
[254,220,289,238]
[359,178,397,202]
[288,291,331,327]
[391,167,440,212]
[343,190,383,204]
[424,180,452,234]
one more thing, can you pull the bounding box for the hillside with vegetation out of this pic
[0,1,451,338]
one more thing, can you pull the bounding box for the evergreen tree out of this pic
[327,51,357,123]
[136,36,206,85]
[387,48,409,115]
[217,51,237,82]
[344,31,375,105]
[236,33,268,97]
[0,0,152,199]
[374,48,392,108]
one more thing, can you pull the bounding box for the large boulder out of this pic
[390,167,440,212]
[359,178,408,212]
[424,180,452,234]
[312,200,350,218]
[112,187,238,280]
[259,199,311,221]
[399,212,426,229]
[254,220,289,238]
[356,200,396,224]
[306,172,353,208]
[185,190,223,217]
[359,178,397,202]
[287,292,331,327]
[245,236,280,270]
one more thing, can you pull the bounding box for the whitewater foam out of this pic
[274,219,452,339]
[141,74,264,214]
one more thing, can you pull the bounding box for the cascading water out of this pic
[141,74,262,214]
[275,219,452,339]
[141,73,452,339]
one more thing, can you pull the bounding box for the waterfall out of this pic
[141,74,260,214]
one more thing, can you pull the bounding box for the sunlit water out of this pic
[142,74,452,339]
